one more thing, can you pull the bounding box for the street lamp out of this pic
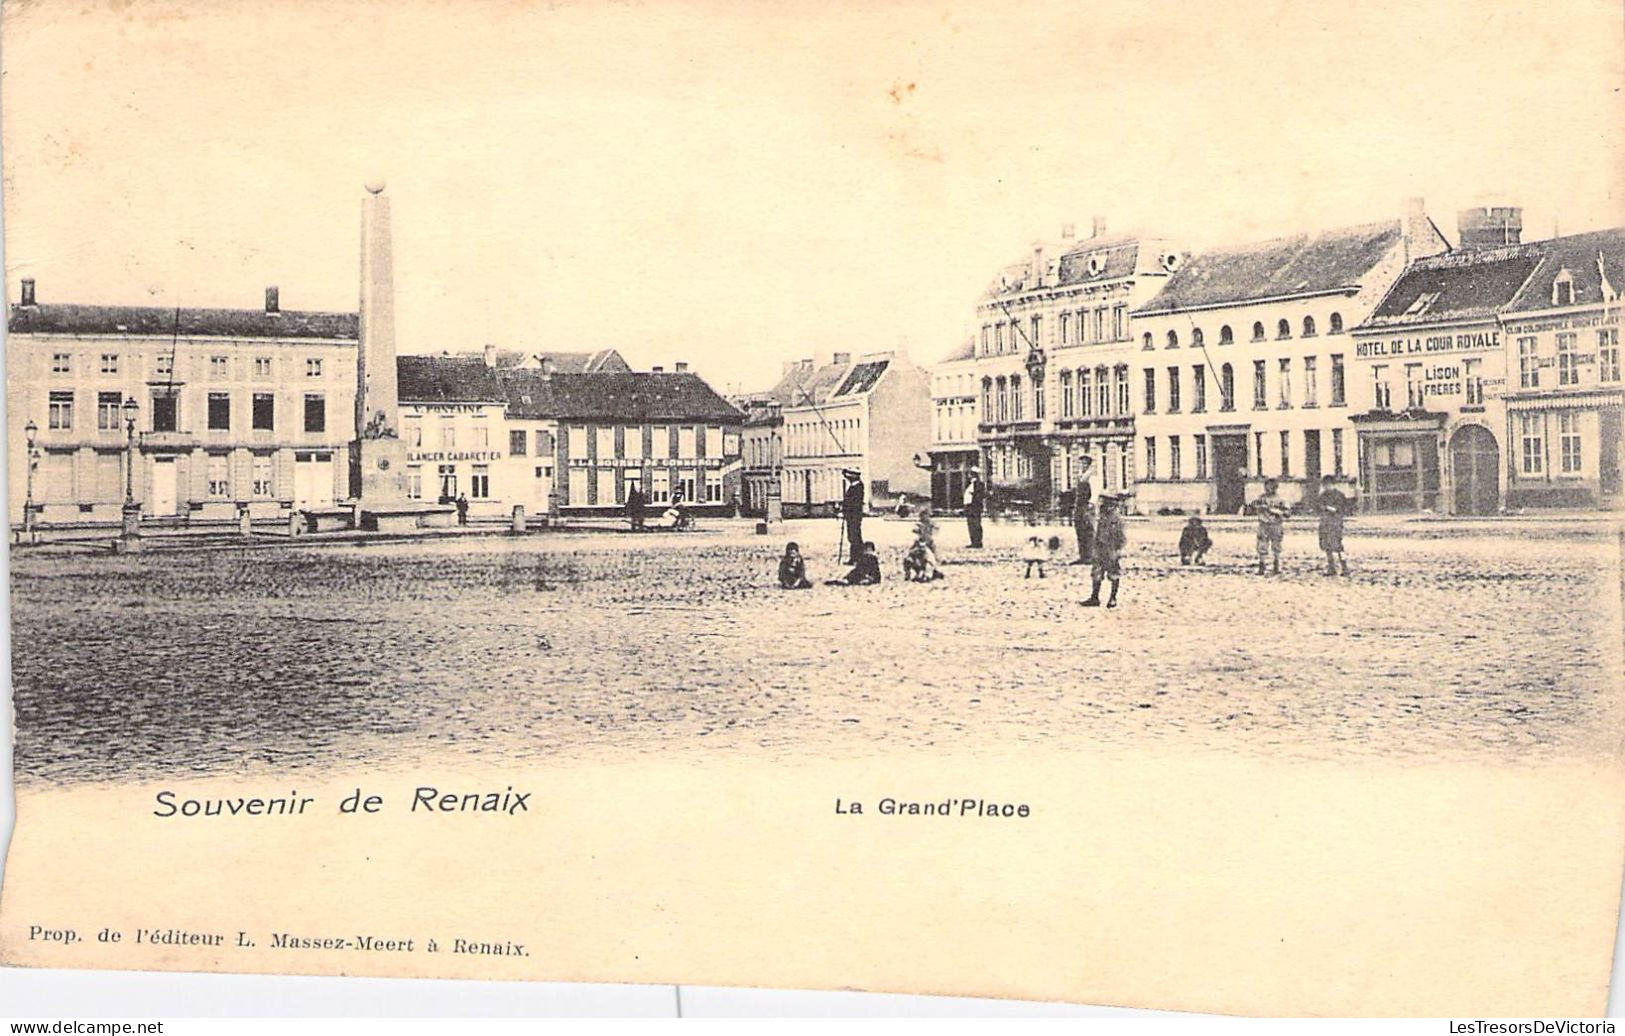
[118,396,141,552]
[22,419,38,538]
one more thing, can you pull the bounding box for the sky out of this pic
[3,0,1622,394]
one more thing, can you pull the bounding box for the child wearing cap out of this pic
[1083,495,1127,608]
[1250,479,1289,575]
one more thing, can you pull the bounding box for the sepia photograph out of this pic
[0,0,1622,1020]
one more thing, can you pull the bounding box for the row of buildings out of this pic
[6,281,746,526]
[922,203,1623,516]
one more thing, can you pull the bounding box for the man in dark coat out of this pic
[625,483,645,531]
[841,469,865,563]
[963,471,986,549]
[1071,455,1095,565]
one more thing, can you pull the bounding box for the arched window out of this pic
[1011,375,1023,421]
[1277,318,1291,339]
[1142,332,1153,351]
[1166,329,1180,349]
[1192,327,1205,348]
[1329,312,1343,333]
[1220,363,1235,411]
[1219,325,1233,345]
[1251,322,1265,342]
[1302,315,1316,337]
[1079,368,1093,417]
[995,376,1007,422]
[981,377,992,417]
[1096,365,1110,416]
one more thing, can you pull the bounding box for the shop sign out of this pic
[1356,329,1500,358]
[407,450,504,463]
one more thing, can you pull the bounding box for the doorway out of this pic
[294,452,335,509]
[1449,425,1499,515]
[1212,434,1248,514]
[150,456,179,516]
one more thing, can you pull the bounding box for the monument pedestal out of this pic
[350,437,455,531]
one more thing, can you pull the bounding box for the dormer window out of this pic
[1553,270,1575,306]
[1404,292,1441,316]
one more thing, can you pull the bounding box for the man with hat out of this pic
[840,469,866,564]
[963,470,986,549]
[1070,454,1095,565]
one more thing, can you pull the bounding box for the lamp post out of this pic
[22,419,39,542]
[118,396,142,551]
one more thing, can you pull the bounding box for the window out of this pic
[1329,312,1343,334]
[1191,328,1204,348]
[1142,332,1154,351]
[471,465,491,499]
[678,471,697,504]
[1169,437,1182,480]
[1195,435,1208,479]
[1601,329,1621,383]
[100,353,120,375]
[1559,413,1582,474]
[151,391,178,433]
[207,454,230,498]
[1033,379,1045,420]
[1252,360,1267,409]
[510,430,528,456]
[252,455,274,498]
[705,474,723,503]
[1011,375,1023,421]
[210,355,229,379]
[472,418,490,448]
[1331,354,1346,405]
[1166,330,1179,349]
[1220,364,1235,411]
[440,464,458,500]
[650,468,670,504]
[1251,322,1265,342]
[51,353,71,375]
[1518,337,1540,388]
[1520,414,1543,475]
[254,356,273,379]
[97,392,122,431]
[1144,437,1157,479]
[155,354,173,378]
[1098,367,1111,416]
[1254,431,1265,476]
[303,393,326,433]
[1277,318,1291,340]
[1404,292,1440,316]
[1095,309,1107,342]
[1405,363,1423,409]
[1079,370,1093,417]
[567,425,587,459]
[1193,366,1207,412]
[1113,305,1126,340]
[592,425,614,460]
[1219,325,1233,346]
[995,325,1005,352]
[1031,315,1042,349]
[1372,366,1392,410]
[705,426,723,458]
[1302,316,1316,338]
[48,390,73,430]
[1059,313,1069,344]
[1143,368,1157,413]
[306,357,323,378]
[1115,366,1129,415]
[1279,430,1291,477]
[1277,358,1292,408]
[1554,272,1574,306]
[1332,428,1345,475]
[441,418,457,450]
[404,416,422,447]
[678,426,697,458]
[1464,358,1484,405]
[1166,366,1181,412]
[1557,333,1579,386]
[1060,371,1073,418]
[405,465,423,500]
[207,392,231,431]
[1304,356,1318,406]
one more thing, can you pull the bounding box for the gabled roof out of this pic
[396,355,506,403]
[1134,220,1402,316]
[500,371,742,423]
[1504,227,1625,315]
[833,360,889,397]
[984,233,1146,299]
[765,359,852,408]
[1357,246,1542,330]
[7,302,358,340]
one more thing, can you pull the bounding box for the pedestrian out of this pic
[826,540,881,586]
[840,469,865,563]
[902,535,944,582]
[913,503,937,554]
[1021,535,1050,579]
[963,471,986,549]
[1178,515,1212,565]
[1071,455,1095,565]
[1083,495,1126,608]
[1250,478,1288,575]
[455,492,469,526]
[625,482,646,532]
[1317,475,1351,576]
[778,541,813,589]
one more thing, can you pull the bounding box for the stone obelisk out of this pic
[351,180,410,513]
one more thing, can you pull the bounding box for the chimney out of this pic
[652,365,665,373]
[1457,205,1523,250]
[19,278,35,307]
[264,285,279,313]
[674,361,689,373]
[1060,222,1076,240]
[1032,241,1047,286]
[483,343,497,368]
[1091,216,1106,238]
[833,352,852,366]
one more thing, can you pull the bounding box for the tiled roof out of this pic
[489,348,631,373]
[766,359,852,408]
[396,355,506,403]
[985,234,1144,298]
[1504,226,1625,314]
[833,360,889,397]
[499,371,742,422]
[1134,221,1402,316]
[7,302,357,339]
[1357,246,1542,330]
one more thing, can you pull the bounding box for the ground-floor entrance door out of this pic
[1600,408,1623,498]
[1450,425,1499,515]
[150,456,179,517]
[1212,435,1248,514]
[294,452,335,509]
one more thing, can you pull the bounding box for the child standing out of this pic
[1250,478,1289,575]
[1083,496,1127,608]
[1021,535,1048,579]
[1316,474,1351,576]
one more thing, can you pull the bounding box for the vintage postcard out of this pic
[2,0,1623,1018]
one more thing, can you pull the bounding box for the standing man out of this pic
[1071,455,1095,565]
[841,469,865,563]
[625,481,646,531]
[963,470,986,549]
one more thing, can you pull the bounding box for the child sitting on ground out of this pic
[778,541,812,590]
[902,535,944,582]
[1178,515,1212,565]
